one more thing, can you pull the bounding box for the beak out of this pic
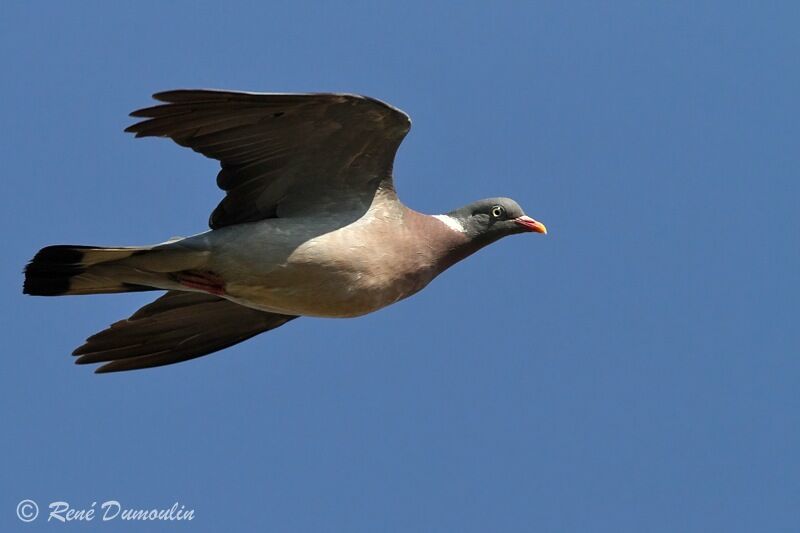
[514,215,547,234]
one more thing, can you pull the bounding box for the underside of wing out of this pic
[125,90,411,228]
[72,290,297,373]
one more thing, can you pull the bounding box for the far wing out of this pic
[73,291,297,372]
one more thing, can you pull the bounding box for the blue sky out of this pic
[2,1,798,531]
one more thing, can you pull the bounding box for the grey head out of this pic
[447,197,547,243]
[430,197,546,272]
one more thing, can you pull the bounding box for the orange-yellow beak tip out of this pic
[514,216,547,235]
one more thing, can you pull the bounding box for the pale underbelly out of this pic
[220,268,431,318]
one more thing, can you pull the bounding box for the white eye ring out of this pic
[491,206,505,218]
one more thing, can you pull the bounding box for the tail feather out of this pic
[23,245,156,296]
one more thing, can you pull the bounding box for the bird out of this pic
[23,89,547,373]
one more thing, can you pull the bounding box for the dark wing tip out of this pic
[152,89,207,103]
[152,88,265,103]
[72,344,91,357]
[93,360,140,373]
[92,357,172,373]
[92,360,133,373]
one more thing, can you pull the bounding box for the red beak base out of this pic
[514,216,547,234]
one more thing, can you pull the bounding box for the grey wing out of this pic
[73,291,297,373]
[125,89,411,228]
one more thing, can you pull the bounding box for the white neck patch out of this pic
[433,214,466,233]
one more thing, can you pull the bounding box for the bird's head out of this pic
[446,197,547,242]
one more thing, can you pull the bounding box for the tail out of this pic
[23,245,158,296]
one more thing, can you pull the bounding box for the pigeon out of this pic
[23,90,547,373]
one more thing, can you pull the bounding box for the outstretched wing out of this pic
[73,291,297,373]
[125,90,411,228]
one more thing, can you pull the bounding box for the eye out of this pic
[491,205,505,219]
